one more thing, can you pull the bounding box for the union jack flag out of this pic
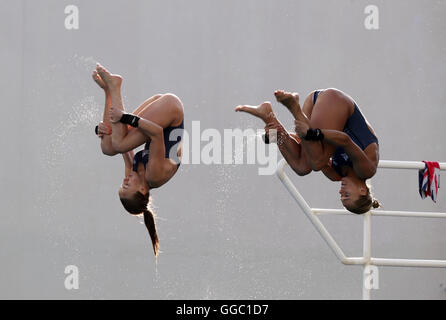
[418,161,440,202]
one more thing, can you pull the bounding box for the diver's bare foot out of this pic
[92,70,108,91]
[95,63,122,90]
[235,101,275,123]
[274,90,302,120]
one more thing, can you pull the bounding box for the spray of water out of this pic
[33,55,104,275]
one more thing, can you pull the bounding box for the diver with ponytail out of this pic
[93,63,183,256]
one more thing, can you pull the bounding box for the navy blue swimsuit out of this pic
[132,120,184,172]
[313,90,378,177]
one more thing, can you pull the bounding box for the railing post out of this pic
[362,211,372,300]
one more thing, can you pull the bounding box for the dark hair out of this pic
[120,191,159,257]
[346,186,381,215]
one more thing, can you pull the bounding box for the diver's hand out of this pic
[96,121,112,137]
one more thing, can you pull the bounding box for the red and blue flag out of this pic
[418,161,440,202]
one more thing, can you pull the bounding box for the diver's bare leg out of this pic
[92,70,119,155]
[235,102,311,175]
[95,63,129,150]
[275,90,325,169]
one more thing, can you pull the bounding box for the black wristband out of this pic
[304,128,324,141]
[120,113,140,127]
[262,132,270,144]
[95,125,99,135]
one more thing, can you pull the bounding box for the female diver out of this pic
[235,88,380,214]
[94,63,184,256]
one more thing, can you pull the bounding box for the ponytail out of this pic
[120,191,159,257]
[143,208,159,257]
[372,199,381,209]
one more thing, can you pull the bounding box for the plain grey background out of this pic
[1,0,445,299]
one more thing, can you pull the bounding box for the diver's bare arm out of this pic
[111,128,147,154]
[294,119,333,172]
[122,151,134,176]
[111,116,164,154]
[321,161,342,181]
[109,95,163,153]
[137,118,164,140]
[274,128,311,176]
[322,129,376,179]
[298,139,333,172]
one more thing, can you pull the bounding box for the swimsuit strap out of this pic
[313,90,322,105]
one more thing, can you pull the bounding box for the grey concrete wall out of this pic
[1,0,445,299]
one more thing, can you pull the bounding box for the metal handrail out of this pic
[275,158,446,300]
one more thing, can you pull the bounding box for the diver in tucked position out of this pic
[94,63,184,256]
[235,88,380,214]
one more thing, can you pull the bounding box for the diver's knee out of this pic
[111,141,127,154]
[289,162,312,176]
[101,146,118,156]
[310,160,326,172]
[148,94,163,102]
[162,93,182,107]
